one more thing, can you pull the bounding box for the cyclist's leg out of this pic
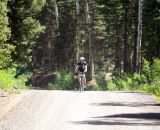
[78,76,81,90]
[74,75,77,90]
[82,74,86,87]
[78,73,82,91]
[78,76,82,92]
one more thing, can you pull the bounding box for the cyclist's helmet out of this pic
[80,57,85,61]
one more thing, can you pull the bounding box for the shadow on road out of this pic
[70,113,160,126]
[91,102,160,107]
[71,113,160,126]
[71,120,160,126]
[94,113,160,120]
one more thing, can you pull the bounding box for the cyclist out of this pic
[74,57,87,88]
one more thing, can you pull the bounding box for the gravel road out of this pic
[0,90,160,130]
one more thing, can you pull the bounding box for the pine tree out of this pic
[0,0,13,69]
[8,0,45,66]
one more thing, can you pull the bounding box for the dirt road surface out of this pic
[0,90,160,130]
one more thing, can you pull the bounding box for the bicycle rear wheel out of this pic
[80,77,84,93]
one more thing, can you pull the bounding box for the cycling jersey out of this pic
[77,61,87,72]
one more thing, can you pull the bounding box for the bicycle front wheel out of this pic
[80,77,84,93]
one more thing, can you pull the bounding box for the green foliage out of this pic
[22,17,46,41]
[132,73,142,84]
[95,72,107,90]
[106,58,160,98]
[91,85,100,91]
[86,85,100,91]
[0,69,31,90]
[0,1,14,69]
[151,58,160,82]
[112,74,131,90]
[116,78,129,90]
[143,0,160,61]
[8,0,46,65]
[108,73,147,91]
[96,71,150,91]
[31,0,46,14]
[139,83,160,97]
[0,44,14,69]
[0,1,10,43]
[0,70,16,89]
[16,17,46,64]
[142,58,151,81]
[16,72,32,89]
[151,84,160,97]
[48,70,74,90]
[107,80,117,91]
[15,16,45,65]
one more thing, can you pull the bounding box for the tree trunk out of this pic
[75,0,80,62]
[123,2,129,73]
[89,31,94,80]
[48,27,52,72]
[53,0,59,28]
[115,14,122,76]
[86,0,94,80]
[135,0,142,73]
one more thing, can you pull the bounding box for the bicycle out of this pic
[78,72,86,92]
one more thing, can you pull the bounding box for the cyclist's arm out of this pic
[84,64,87,73]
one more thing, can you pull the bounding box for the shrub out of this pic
[113,74,132,90]
[16,73,32,89]
[95,71,107,90]
[48,70,74,90]
[153,84,160,97]
[0,69,31,90]
[105,58,160,98]
[0,70,16,89]
[107,80,118,91]
[139,83,160,97]
[151,58,160,82]
[142,58,151,81]
[86,85,100,91]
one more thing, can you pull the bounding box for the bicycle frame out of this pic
[78,72,85,92]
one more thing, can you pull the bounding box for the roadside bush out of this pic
[151,84,160,97]
[113,74,132,90]
[139,83,160,97]
[103,58,160,98]
[142,58,151,81]
[109,72,149,91]
[86,85,100,91]
[0,69,31,90]
[0,69,16,89]
[151,58,160,82]
[107,80,118,91]
[48,70,74,90]
[95,71,107,90]
[131,73,146,89]
[16,72,32,89]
